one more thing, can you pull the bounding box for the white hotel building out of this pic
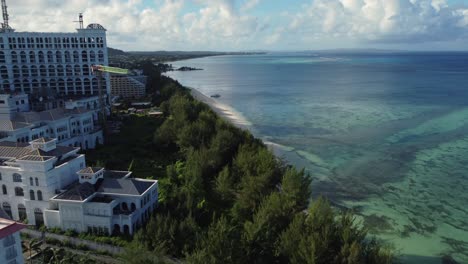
[0,138,158,235]
[0,23,111,96]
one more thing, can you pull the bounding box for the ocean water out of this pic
[166,52,468,263]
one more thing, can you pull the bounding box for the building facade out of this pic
[0,210,27,264]
[0,138,158,235]
[110,74,147,99]
[0,24,110,97]
[0,94,103,150]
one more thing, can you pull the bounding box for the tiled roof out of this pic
[31,137,55,143]
[97,178,154,195]
[0,140,78,161]
[54,182,96,201]
[78,167,104,174]
[52,171,156,201]
[0,120,31,131]
[17,155,55,161]
[0,107,93,132]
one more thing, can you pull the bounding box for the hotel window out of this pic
[15,187,24,196]
[30,190,35,200]
[2,185,6,195]
[0,172,2,180]
[29,177,33,186]
[13,173,22,182]
[37,190,43,201]
[35,178,39,186]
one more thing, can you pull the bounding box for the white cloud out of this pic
[4,0,468,50]
[285,0,468,44]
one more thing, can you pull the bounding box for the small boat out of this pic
[210,94,221,98]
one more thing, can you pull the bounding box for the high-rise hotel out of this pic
[0,15,110,96]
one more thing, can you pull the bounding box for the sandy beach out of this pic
[189,87,252,130]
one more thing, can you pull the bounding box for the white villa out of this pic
[0,137,158,235]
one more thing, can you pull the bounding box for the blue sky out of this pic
[7,0,468,51]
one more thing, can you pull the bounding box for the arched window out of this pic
[82,64,89,75]
[20,51,27,63]
[37,190,43,201]
[30,190,35,200]
[57,65,64,76]
[2,184,6,195]
[56,51,62,63]
[82,51,88,62]
[11,51,18,63]
[38,51,45,63]
[0,51,5,63]
[98,50,104,62]
[48,65,55,77]
[0,66,8,79]
[35,177,39,186]
[73,51,79,62]
[47,51,54,63]
[15,187,24,196]
[2,202,11,218]
[29,51,36,63]
[90,51,96,62]
[29,177,33,186]
[74,64,81,75]
[12,66,20,78]
[64,51,71,63]
[22,65,29,77]
[13,173,22,182]
[31,65,38,77]
[18,204,27,220]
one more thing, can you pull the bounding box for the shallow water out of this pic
[166,52,468,263]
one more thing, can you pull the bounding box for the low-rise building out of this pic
[110,74,147,99]
[0,93,103,150]
[0,137,158,235]
[0,209,27,264]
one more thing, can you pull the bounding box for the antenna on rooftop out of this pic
[1,0,12,32]
[74,13,84,29]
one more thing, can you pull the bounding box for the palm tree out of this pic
[22,238,42,264]
[46,247,65,264]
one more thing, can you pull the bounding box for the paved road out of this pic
[21,229,124,255]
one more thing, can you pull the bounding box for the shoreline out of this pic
[189,87,252,130]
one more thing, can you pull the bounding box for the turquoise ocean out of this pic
[166,52,468,263]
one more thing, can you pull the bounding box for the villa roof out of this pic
[0,120,31,131]
[0,140,78,162]
[97,178,154,195]
[52,171,155,201]
[54,182,96,201]
[31,137,55,143]
[0,107,93,132]
[78,167,104,174]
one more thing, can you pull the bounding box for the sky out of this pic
[5,0,468,51]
